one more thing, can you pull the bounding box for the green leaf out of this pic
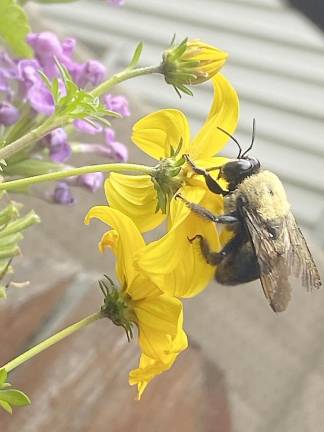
[38,71,52,91]
[0,369,7,386]
[0,0,32,57]
[43,59,114,124]
[90,116,111,128]
[0,389,31,407]
[127,42,144,69]
[0,400,12,414]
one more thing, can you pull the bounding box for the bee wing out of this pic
[242,207,292,312]
[284,212,321,291]
[258,258,292,313]
[242,208,321,312]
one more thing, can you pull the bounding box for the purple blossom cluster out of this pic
[0,32,130,204]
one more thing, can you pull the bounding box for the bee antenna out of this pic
[241,118,256,158]
[217,126,242,158]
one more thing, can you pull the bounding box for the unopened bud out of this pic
[162,37,228,96]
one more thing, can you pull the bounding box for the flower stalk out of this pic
[91,65,163,98]
[2,311,103,373]
[0,117,64,161]
[0,163,155,191]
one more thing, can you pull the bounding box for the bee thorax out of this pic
[226,170,290,220]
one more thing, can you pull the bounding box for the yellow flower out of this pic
[105,74,239,297]
[85,206,188,399]
[162,37,228,95]
[106,73,239,233]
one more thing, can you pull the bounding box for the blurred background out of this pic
[0,0,324,431]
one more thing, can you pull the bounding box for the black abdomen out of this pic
[215,239,260,285]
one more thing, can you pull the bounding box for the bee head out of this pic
[217,119,260,191]
[220,157,261,191]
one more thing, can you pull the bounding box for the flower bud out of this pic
[52,182,75,205]
[75,60,106,87]
[73,119,103,135]
[77,172,104,192]
[104,128,128,162]
[162,38,228,94]
[27,32,63,60]
[104,94,130,117]
[0,102,19,126]
[45,128,71,163]
[27,83,55,116]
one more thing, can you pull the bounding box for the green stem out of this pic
[91,65,162,98]
[0,117,65,162]
[2,311,103,373]
[0,163,154,191]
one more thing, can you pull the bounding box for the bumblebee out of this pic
[179,122,321,312]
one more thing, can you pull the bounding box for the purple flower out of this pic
[75,60,106,87]
[105,127,116,143]
[104,128,128,162]
[108,140,128,162]
[0,102,19,125]
[104,94,130,117]
[45,128,71,163]
[76,172,104,192]
[28,32,63,59]
[27,83,55,116]
[17,59,41,88]
[108,0,125,5]
[0,70,9,92]
[74,119,103,135]
[27,32,79,79]
[27,32,63,78]
[62,38,76,57]
[52,182,75,205]
[0,52,17,94]
[0,52,17,79]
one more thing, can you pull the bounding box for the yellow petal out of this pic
[190,74,239,159]
[85,206,145,286]
[136,187,223,297]
[129,311,188,399]
[134,294,183,361]
[135,294,181,336]
[136,186,205,277]
[127,273,161,301]
[129,354,176,400]
[105,173,166,233]
[132,109,191,160]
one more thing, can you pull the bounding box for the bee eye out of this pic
[237,160,252,171]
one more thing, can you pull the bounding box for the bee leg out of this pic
[176,195,238,224]
[189,234,240,265]
[184,155,228,196]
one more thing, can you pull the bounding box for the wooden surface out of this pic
[0,274,231,432]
